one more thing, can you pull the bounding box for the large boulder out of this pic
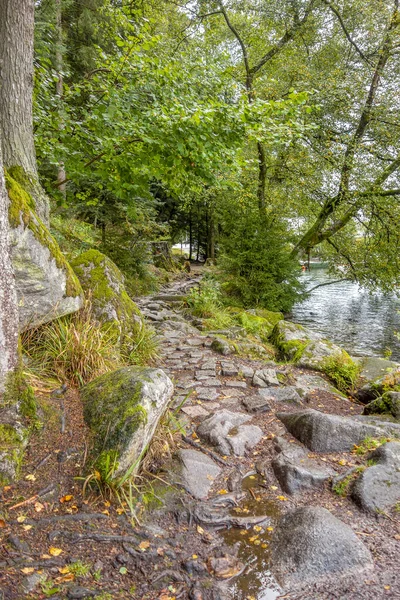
[81,366,174,477]
[277,409,386,452]
[356,358,400,403]
[197,410,263,456]
[351,441,400,512]
[6,168,82,330]
[271,320,356,373]
[72,250,144,354]
[271,506,373,588]
[176,449,221,499]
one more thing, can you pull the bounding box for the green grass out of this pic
[353,436,390,456]
[321,352,361,393]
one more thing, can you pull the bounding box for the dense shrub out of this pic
[219,211,304,311]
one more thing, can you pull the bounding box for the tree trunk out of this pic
[189,211,193,261]
[257,141,267,214]
[0,0,49,222]
[0,145,19,397]
[55,0,66,199]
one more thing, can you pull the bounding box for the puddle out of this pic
[220,474,283,599]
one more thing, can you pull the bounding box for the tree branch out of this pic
[322,0,373,65]
[306,278,353,293]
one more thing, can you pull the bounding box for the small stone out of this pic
[258,386,302,405]
[253,369,280,387]
[239,365,254,378]
[221,362,239,376]
[211,338,233,356]
[197,409,262,456]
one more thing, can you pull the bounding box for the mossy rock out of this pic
[363,392,400,421]
[81,366,174,478]
[5,168,82,330]
[71,249,144,355]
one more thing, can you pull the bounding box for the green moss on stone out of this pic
[5,169,82,298]
[81,367,149,458]
[20,384,37,420]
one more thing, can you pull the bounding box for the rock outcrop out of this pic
[72,250,144,355]
[82,366,174,477]
[197,409,263,456]
[6,168,82,330]
[271,506,373,588]
[277,409,386,452]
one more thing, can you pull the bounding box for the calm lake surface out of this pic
[291,268,400,361]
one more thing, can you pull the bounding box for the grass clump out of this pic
[22,298,122,387]
[187,279,234,329]
[67,561,91,578]
[321,352,360,392]
[352,436,390,456]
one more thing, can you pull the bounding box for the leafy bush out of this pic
[218,210,304,311]
[321,352,360,393]
[187,279,234,329]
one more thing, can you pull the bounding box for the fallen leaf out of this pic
[21,567,35,574]
[217,489,228,495]
[104,500,111,507]
[192,554,198,559]
[119,567,127,575]
[116,508,125,515]
[267,526,274,532]
[17,515,26,523]
[25,474,36,482]
[58,566,70,574]
[102,509,110,516]
[157,547,164,556]
[59,495,73,503]
[49,547,63,557]
[41,554,51,559]
[196,525,204,534]
[240,530,248,535]
[23,525,32,531]
[261,543,268,549]
[253,539,261,545]
[277,495,288,501]
[253,525,262,532]
[0,518,6,528]
[138,540,150,551]
[270,485,278,491]
[384,586,391,591]
[34,502,44,513]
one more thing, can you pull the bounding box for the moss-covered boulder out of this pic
[81,366,174,477]
[272,320,347,369]
[363,391,400,421]
[6,168,82,330]
[71,250,144,355]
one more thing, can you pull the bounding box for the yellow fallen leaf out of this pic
[138,540,150,551]
[17,515,26,523]
[34,502,44,513]
[249,535,259,542]
[338,459,347,466]
[102,510,110,516]
[49,547,63,556]
[41,554,51,559]
[196,525,204,534]
[240,530,248,535]
[23,525,32,531]
[217,489,228,495]
[277,495,288,501]
[59,566,70,574]
[253,539,261,545]
[261,543,268,549]
[21,567,35,574]
[104,500,111,507]
[384,586,391,590]
[192,554,198,559]
[59,494,73,503]
[116,508,124,515]
[25,474,36,481]
[270,485,278,491]
[267,526,274,532]
[253,525,262,532]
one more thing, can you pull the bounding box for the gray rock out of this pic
[271,506,373,588]
[277,409,385,452]
[82,367,174,477]
[252,368,280,387]
[197,410,263,456]
[221,362,239,376]
[195,388,220,401]
[242,395,272,413]
[22,573,43,593]
[351,441,400,512]
[211,337,233,356]
[359,357,400,383]
[177,449,221,499]
[181,405,210,418]
[239,365,254,378]
[272,437,334,495]
[10,209,82,330]
[294,373,343,398]
[225,380,247,388]
[259,386,301,405]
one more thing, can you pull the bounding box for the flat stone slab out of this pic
[253,368,280,387]
[195,388,221,401]
[181,405,210,419]
[221,362,239,376]
[200,378,222,387]
[277,409,385,452]
[351,441,400,512]
[225,381,247,388]
[271,506,373,588]
[197,409,263,456]
[359,357,400,383]
[294,374,342,397]
[242,395,272,413]
[259,386,301,404]
[195,370,216,379]
[239,365,254,378]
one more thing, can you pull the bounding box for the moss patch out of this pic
[5,169,81,298]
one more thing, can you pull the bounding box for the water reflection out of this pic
[291,269,400,360]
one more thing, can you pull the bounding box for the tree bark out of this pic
[0,144,19,396]
[0,0,49,222]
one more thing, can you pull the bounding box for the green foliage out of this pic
[321,352,361,393]
[67,561,91,578]
[219,209,304,311]
[21,298,123,387]
[353,437,390,456]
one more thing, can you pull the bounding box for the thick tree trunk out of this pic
[0,0,49,222]
[0,145,19,396]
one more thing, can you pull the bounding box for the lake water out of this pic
[291,268,400,361]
